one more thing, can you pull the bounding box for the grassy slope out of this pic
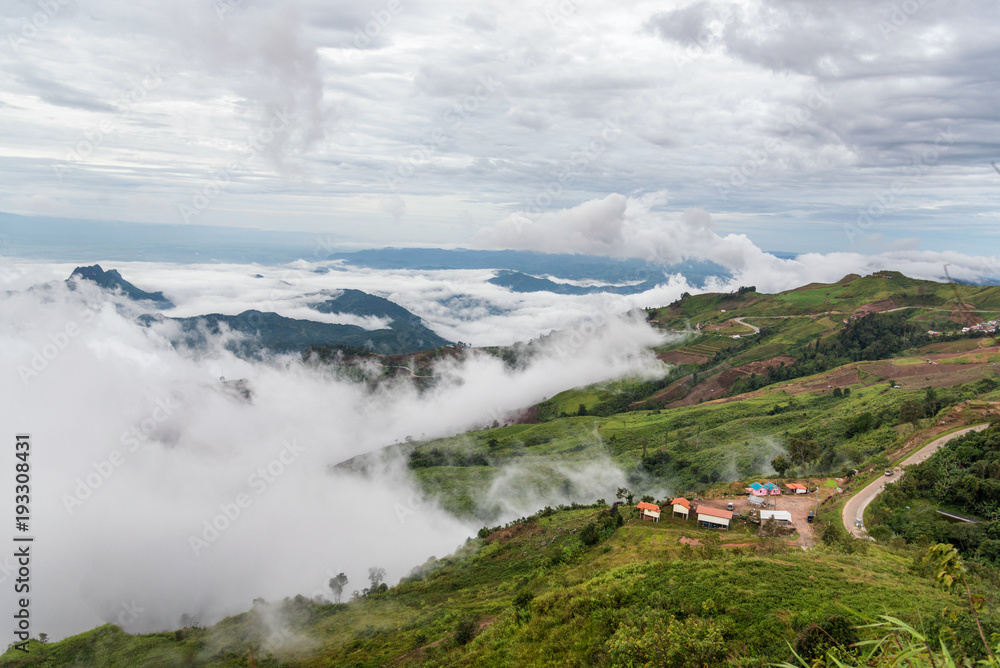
[376,376,995,520]
[650,272,1000,326]
[370,273,1000,521]
[11,272,1000,666]
[5,507,995,667]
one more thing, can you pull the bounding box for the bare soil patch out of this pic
[658,351,709,365]
[852,300,896,315]
[665,355,796,407]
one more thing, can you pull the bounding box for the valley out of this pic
[7,269,1000,666]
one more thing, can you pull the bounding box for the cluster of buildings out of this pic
[635,497,734,530]
[633,482,810,532]
[960,320,998,334]
[746,481,808,497]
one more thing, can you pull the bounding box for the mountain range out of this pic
[70,266,450,356]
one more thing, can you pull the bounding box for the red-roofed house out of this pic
[786,483,808,494]
[636,501,660,522]
[671,497,691,519]
[696,506,733,530]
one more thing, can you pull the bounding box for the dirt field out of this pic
[664,355,797,408]
[696,486,835,549]
[658,351,710,365]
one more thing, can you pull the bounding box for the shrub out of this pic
[454,617,476,645]
[794,614,860,661]
[580,522,601,546]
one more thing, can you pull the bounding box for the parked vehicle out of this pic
[885,469,893,476]
[726,502,734,511]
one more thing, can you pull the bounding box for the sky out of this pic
[1,0,999,257]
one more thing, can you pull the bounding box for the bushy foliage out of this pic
[872,425,1000,564]
[794,614,860,661]
[606,609,725,668]
[453,617,476,645]
[408,447,489,469]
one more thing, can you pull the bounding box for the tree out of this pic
[923,387,940,417]
[899,400,923,426]
[786,435,819,473]
[328,572,348,604]
[368,567,386,589]
[577,403,588,416]
[771,455,790,477]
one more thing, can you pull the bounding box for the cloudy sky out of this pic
[2,0,998,257]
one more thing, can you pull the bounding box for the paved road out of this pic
[732,317,760,334]
[842,424,989,538]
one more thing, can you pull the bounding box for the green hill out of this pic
[6,506,997,666]
[14,270,1000,667]
[650,272,1000,326]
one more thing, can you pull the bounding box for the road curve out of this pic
[842,424,989,538]
[733,317,760,334]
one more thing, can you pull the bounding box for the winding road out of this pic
[842,424,989,538]
[732,317,760,334]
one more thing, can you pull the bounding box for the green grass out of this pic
[537,386,605,419]
[371,375,979,522]
[8,506,997,667]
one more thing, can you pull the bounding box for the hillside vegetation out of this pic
[13,271,1000,667]
[869,423,1000,565]
[5,505,998,667]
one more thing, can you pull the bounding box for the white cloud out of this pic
[475,192,1000,293]
[0,1,997,252]
[0,269,668,639]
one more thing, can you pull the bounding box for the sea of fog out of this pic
[0,259,676,640]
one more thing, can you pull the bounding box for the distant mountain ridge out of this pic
[488,270,662,295]
[69,264,174,308]
[67,266,449,356]
[330,248,730,288]
[139,308,449,357]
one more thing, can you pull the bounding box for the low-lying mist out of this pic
[0,270,668,640]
